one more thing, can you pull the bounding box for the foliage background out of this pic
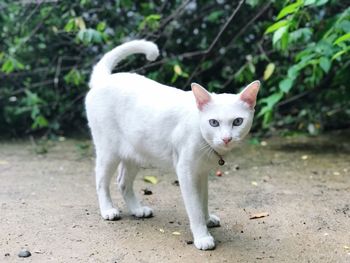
[0,0,349,137]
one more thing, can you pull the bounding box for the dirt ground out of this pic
[0,131,349,263]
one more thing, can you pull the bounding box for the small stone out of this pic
[142,188,153,195]
[18,249,31,258]
[234,165,240,170]
[172,180,179,186]
[5,253,10,257]
[186,240,193,245]
[260,141,267,146]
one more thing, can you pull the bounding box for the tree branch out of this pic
[183,0,245,88]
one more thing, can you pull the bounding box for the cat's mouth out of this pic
[213,144,235,156]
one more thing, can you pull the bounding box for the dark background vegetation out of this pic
[0,0,349,137]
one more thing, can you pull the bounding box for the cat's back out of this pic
[86,72,193,112]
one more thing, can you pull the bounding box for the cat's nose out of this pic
[222,137,232,145]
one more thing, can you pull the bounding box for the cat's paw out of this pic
[207,214,221,228]
[194,236,216,250]
[101,208,121,221]
[132,206,153,218]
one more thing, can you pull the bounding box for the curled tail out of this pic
[89,40,159,88]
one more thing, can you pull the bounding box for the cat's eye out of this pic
[232,117,243,126]
[209,119,219,127]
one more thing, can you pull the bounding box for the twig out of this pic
[183,0,245,88]
[225,2,271,52]
[276,90,312,108]
[54,56,62,88]
[158,0,192,30]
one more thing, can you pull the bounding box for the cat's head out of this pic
[192,81,260,155]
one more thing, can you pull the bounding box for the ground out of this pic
[0,131,349,263]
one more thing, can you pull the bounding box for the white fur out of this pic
[85,40,259,250]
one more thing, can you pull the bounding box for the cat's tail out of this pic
[89,39,159,88]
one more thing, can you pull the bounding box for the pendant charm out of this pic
[218,159,225,166]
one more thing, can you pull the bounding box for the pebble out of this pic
[172,180,179,186]
[234,165,240,170]
[18,249,31,258]
[186,240,193,245]
[143,188,153,195]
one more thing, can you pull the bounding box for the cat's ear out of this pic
[191,83,211,111]
[239,80,260,109]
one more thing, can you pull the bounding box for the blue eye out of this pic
[232,118,243,126]
[209,119,219,127]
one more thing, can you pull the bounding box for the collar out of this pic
[213,149,225,166]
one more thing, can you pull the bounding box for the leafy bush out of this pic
[0,0,349,137]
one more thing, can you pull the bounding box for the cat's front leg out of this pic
[176,162,215,250]
[200,175,221,228]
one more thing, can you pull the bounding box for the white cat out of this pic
[85,40,260,250]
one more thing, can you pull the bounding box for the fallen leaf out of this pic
[333,171,340,176]
[159,228,165,233]
[251,181,258,186]
[144,176,158,184]
[172,231,181,236]
[260,141,268,146]
[344,245,350,250]
[301,155,308,160]
[249,212,269,220]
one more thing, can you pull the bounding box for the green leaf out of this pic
[316,0,328,6]
[333,33,350,45]
[289,28,312,43]
[339,20,350,33]
[96,21,106,32]
[259,91,284,112]
[139,14,161,31]
[1,59,14,73]
[332,46,350,60]
[304,0,316,6]
[64,19,75,32]
[273,26,288,45]
[279,78,293,93]
[263,63,275,81]
[77,29,103,44]
[1,57,25,73]
[207,11,224,22]
[287,65,299,80]
[276,1,303,20]
[32,115,49,129]
[319,57,331,73]
[280,31,290,50]
[265,20,289,34]
[246,0,259,7]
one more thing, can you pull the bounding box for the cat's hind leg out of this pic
[95,150,120,220]
[117,162,153,218]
